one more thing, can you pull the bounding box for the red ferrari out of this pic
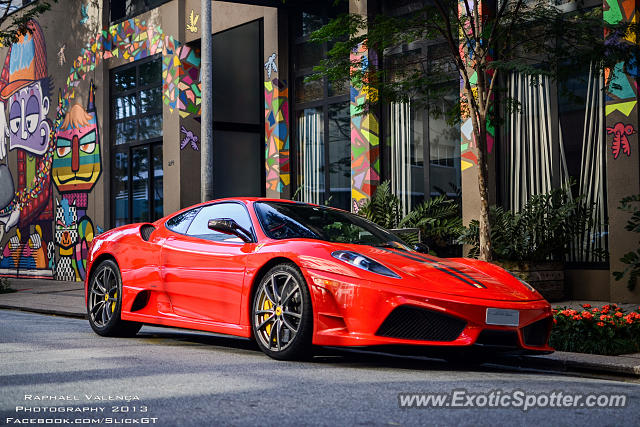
[85,198,553,360]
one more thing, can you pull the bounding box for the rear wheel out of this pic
[252,263,313,360]
[87,259,141,337]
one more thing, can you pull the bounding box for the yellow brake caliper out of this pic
[263,299,273,335]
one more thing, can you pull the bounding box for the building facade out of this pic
[0,0,637,302]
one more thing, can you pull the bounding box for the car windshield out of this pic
[254,201,411,249]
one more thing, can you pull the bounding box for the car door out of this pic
[161,202,255,324]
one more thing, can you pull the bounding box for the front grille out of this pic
[476,330,519,347]
[140,224,156,241]
[376,306,467,342]
[522,317,552,347]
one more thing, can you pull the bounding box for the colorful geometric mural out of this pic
[63,17,201,118]
[52,81,99,281]
[458,1,495,172]
[264,78,290,196]
[604,0,638,161]
[0,20,54,279]
[350,43,380,211]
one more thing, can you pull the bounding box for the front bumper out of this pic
[306,268,553,353]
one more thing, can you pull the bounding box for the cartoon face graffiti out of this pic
[53,81,101,193]
[54,198,78,251]
[7,81,50,155]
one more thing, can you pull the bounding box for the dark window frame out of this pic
[290,4,351,209]
[110,55,164,227]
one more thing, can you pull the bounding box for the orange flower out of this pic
[600,315,607,321]
[597,322,605,327]
[572,315,581,320]
[615,312,623,318]
[582,303,592,309]
[582,311,593,320]
[592,308,600,313]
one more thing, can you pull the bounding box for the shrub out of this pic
[550,304,640,355]
[457,186,596,262]
[357,180,463,252]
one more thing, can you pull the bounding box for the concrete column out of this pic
[604,0,640,302]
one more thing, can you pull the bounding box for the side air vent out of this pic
[130,290,150,312]
[140,224,156,241]
[376,306,467,342]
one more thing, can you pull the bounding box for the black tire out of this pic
[251,263,313,360]
[87,259,142,337]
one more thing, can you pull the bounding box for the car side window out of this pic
[166,207,201,234]
[186,203,253,242]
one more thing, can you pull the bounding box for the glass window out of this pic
[166,208,200,234]
[292,3,350,211]
[186,203,253,242]
[110,0,171,23]
[328,102,350,209]
[111,57,163,226]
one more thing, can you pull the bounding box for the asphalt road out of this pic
[1,310,638,426]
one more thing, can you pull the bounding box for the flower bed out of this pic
[549,304,640,355]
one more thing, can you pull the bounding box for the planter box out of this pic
[494,261,565,302]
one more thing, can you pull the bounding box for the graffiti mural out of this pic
[0,20,54,279]
[607,122,635,159]
[52,81,99,281]
[186,10,199,34]
[350,43,380,211]
[264,53,277,79]
[604,0,639,161]
[264,78,290,196]
[180,126,199,151]
[64,17,201,119]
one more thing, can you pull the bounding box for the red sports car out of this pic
[85,198,553,360]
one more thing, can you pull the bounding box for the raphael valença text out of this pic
[24,395,140,402]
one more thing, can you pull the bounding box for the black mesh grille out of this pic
[522,317,552,347]
[476,330,519,347]
[376,306,466,342]
[140,224,156,241]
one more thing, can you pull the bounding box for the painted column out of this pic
[350,0,380,212]
[459,0,497,229]
[604,0,640,301]
[264,8,291,199]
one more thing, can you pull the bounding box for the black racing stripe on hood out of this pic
[404,251,488,289]
[378,248,484,289]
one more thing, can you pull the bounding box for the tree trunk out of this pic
[475,116,492,261]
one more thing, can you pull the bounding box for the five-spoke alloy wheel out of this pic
[252,263,312,360]
[87,259,141,337]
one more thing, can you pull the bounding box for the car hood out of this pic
[348,245,542,301]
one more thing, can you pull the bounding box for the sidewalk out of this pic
[0,277,85,318]
[1,278,639,378]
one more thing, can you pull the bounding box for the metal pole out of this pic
[200,0,214,202]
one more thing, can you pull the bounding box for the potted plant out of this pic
[458,187,597,301]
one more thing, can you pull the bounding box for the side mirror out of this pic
[207,218,253,243]
[413,242,430,254]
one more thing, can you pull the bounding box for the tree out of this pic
[0,0,56,46]
[309,0,637,261]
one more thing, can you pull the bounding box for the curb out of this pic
[497,354,640,378]
[0,305,87,320]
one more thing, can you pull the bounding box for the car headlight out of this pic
[331,250,400,279]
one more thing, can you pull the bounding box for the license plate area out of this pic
[486,308,519,326]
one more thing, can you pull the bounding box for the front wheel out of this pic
[87,259,141,337]
[252,263,313,360]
